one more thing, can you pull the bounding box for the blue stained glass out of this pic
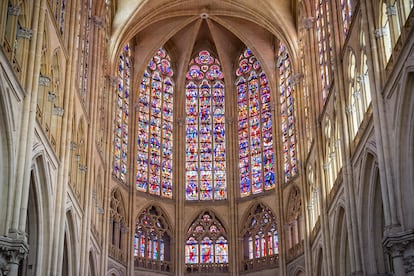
[136,48,174,198]
[236,49,276,197]
[278,43,297,182]
[113,44,131,181]
[185,50,226,201]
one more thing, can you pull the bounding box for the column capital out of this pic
[0,236,29,273]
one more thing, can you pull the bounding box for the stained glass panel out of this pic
[185,212,228,267]
[237,49,276,197]
[113,44,131,182]
[185,50,226,200]
[136,48,174,198]
[243,204,278,261]
[315,0,333,102]
[278,43,298,182]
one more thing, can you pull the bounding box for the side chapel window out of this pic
[185,212,228,273]
[134,206,172,272]
[241,203,279,271]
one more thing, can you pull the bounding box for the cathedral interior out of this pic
[0,0,414,275]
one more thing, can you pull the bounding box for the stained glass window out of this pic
[241,203,278,271]
[185,50,226,201]
[315,0,334,102]
[185,212,228,272]
[134,206,171,272]
[236,48,276,197]
[341,0,352,35]
[78,0,92,103]
[113,44,131,182]
[136,48,174,198]
[277,43,298,182]
[109,189,127,263]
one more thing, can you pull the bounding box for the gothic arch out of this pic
[134,204,173,272]
[62,210,78,276]
[396,67,414,228]
[24,155,53,275]
[359,149,389,274]
[0,81,13,235]
[333,206,350,276]
[285,185,302,249]
[239,202,279,272]
[109,188,127,264]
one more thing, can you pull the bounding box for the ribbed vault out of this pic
[110,0,298,72]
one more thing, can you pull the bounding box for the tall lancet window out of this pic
[236,48,276,197]
[277,43,298,182]
[136,48,174,198]
[185,50,226,201]
[315,0,334,102]
[113,44,131,182]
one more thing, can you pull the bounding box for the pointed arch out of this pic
[333,206,351,276]
[108,188,127,264]
[62,210,78,276]
[359,149,390,274]
[285,185,303,251]
[236,48,276,197]
[0,80,13,236]
[133,204,173,272]
[277,42,298,182]
[185,210,228,273]
[185,50,227,201]
[113,44,131,183]
[136,47,174,198]
[240,202,279,272]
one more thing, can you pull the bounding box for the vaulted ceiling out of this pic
[110,0,299,72]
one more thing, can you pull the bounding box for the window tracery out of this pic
[241,203,279,271]
[136,48,174,198]
[286,186,302,249]
[185,50,227,201]
[77,0,92,103]
[278,43,298,182]
[185,211,228,273]
[236,48,276,197]
[109,189,127,264]
[315,0,334,103]
[134,205,172,272]
[113,44,131,182]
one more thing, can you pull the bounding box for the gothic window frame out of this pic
[76,0,92,104]
[285,186,303,250]
[136,47,174,198]
[185,211,229,273]
[134,205,173,273]
[277,43,298,183]
[236,48,276,198]
[240,203,279,272]
[315,0,334,103]
[113,44,131,183]
[109,189,127,264]
[185,50,227,201]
